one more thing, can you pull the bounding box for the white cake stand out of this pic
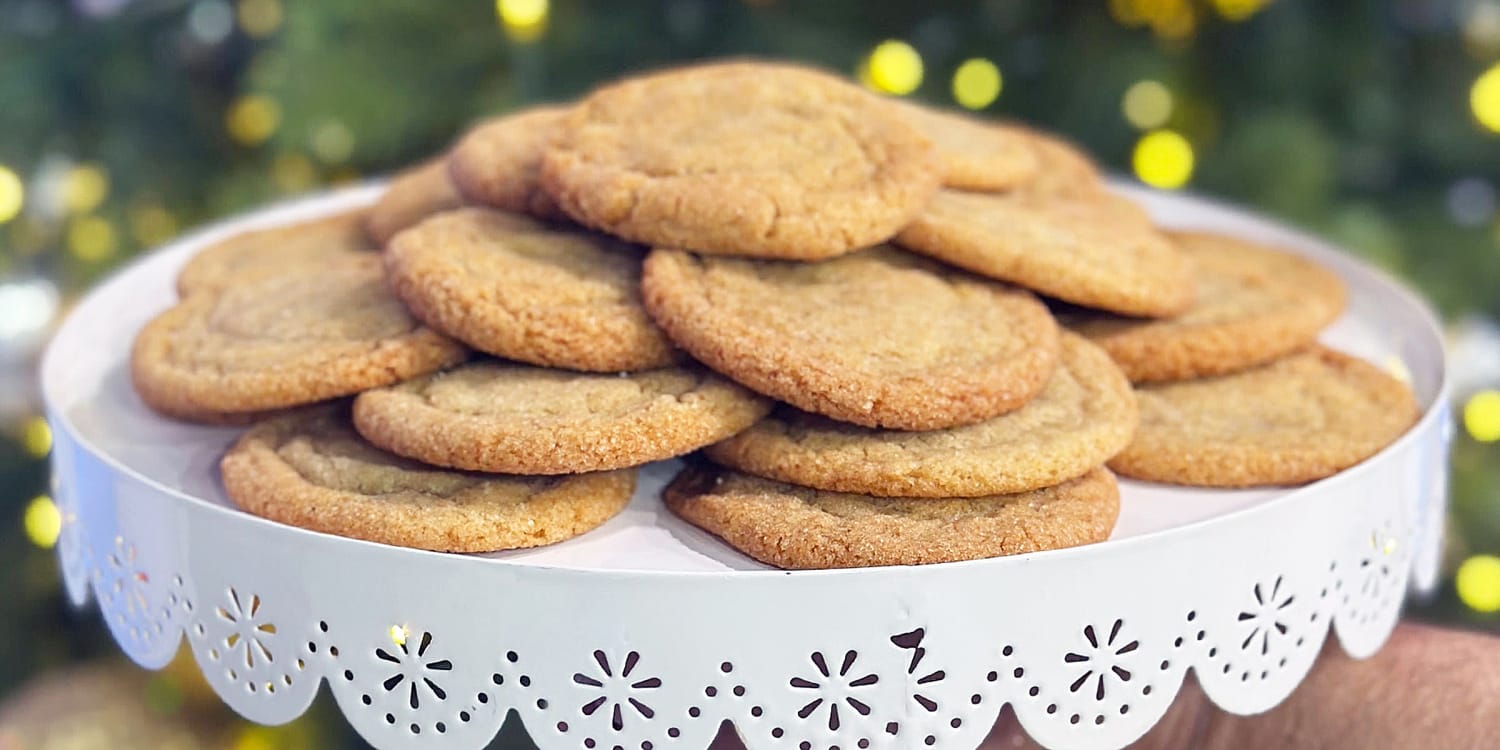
[42,183,1452,750]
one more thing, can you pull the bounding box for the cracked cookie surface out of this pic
[177,211,371,296]
[222,406,634,552]
[706,333,1135,496]
[642,244,1059,430]
[897,187,1193,317]
[1109,346,1419,487]
[448,106,570,219]
[541,62,941,260]
[385,207,675,371]
[664,463,1119,569]
[1067,231,1347,382]
[893,100,1039,191]
[354,361,771,474]
[133,253,465,420]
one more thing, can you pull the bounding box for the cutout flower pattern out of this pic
[790,650,879,731]
[1064,620,1138,701]
[572,650,661,732]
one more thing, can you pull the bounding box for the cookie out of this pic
[1109,346,1420,487]
[221,406,634,552]
[664,464,1119,569]
[892,100,1039,191]
[541,62,941,260]
[353,361,771,474]
[447,107,570,219]
[176,211,370,296]
[896,188,1193,317]
[706,333,1135,497]
[642,245,1059,430]
[385,207,676,372]
[1020,128,1106,196]
[364,159,467,246]
[1067,232,1347,382]
[132,253,466,420]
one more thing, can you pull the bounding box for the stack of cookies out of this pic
[129,61,1420,568]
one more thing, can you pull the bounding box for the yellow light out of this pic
[1211,0,1270,22]
[21,416,51,458]
[1471,63,1500,134]
[865,40,923,96]
[1464,390,1500,442]
[0,165,24,225]
[226,95,281,146]
[24,495,60,549]
[1132,130,1195,190]
[61,163,109,215]
[271,153,317,193]
[130,204,179,246]
[1122,80,1173,130]
[231,727,276,750]
[67,216,117,262]
[951,58,1002,110]
[237,0,283,38]
[1456,554,1500,613]
[389,624,408,647]
[310,121,355,164]
[1154,2,1197,39]
[497,0,548,42]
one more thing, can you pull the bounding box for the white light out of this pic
[188,0,235,44]
[0,278,60,349]
[1447,177,1496,227]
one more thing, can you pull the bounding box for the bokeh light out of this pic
[237,0,283,39]
[21,416,51,458]
[0,165,22,224]
[23,495,60,550]
[865,40,923,96]
[271,153,317,192]
[1132,129,1195,189]
[389,624,408,647]
[226,94,281,146]
[951,58,1001,110]
[67,216,117,262]
[1464,390,1500,442]
[130,203,179,246]
[310,120,355,164]
[1456,554,1500,613]
[61,163,109,215]
[497,0,548,42]
[1471,62,1500,133]
[1210,0,1270,22]
[1122,80,1173,130]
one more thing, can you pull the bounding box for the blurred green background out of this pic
[2,0,1500,747]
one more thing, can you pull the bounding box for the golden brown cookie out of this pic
[541,62,941,260]
[364,159,467,246]
[132,253,466,420]
[353,361,771,474]
[448,107,570,219]
[1020,127,1106,196]
[221,406,634,552]
[706,333,1135,497]
[1109,346,1420,487]
[1068,232,1347,383]
[385,207,675,372]
[891,100,1039,191]
[642,245,1059,430]
[896,188,1193,317]
[664,464,1119,569]
[176,212,370,296]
